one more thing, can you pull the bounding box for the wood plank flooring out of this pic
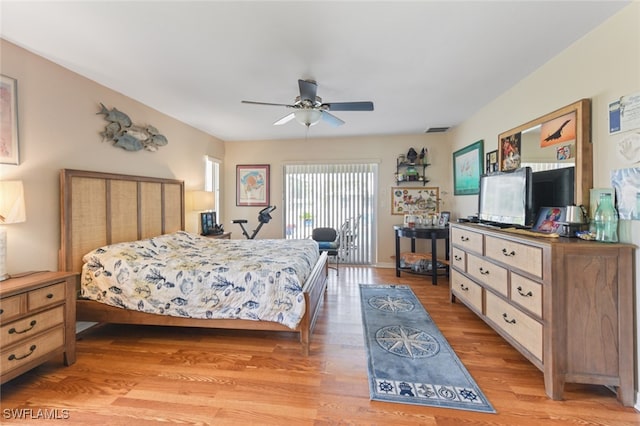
[1,266,639,425]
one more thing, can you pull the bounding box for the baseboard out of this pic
[635,391,640,411]
[375,262,395,269]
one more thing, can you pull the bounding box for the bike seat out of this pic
[232,219,248,224]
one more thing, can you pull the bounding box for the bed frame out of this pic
[59,169,328,355]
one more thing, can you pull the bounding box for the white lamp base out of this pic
[0,228,9,281]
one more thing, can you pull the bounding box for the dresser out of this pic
[449,223,634,406]
[0,271,77,384]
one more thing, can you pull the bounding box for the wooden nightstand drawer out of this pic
[28,282,66,310]
[486,292,542,361]
[467,253,508,296]
[1,306,65,347]
[0,326,65,376]
[0,294,25,322]
[485,236,542,278]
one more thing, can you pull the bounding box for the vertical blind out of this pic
[283,163,377,265]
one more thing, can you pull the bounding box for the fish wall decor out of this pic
[97,103,168,152]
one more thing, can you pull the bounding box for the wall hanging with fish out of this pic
[97,103,168,152]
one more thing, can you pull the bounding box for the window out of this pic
[205,156,221,222]
[284,163,377,264]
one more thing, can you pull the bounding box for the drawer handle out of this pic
[479,267,490,275]
[8,345,37,361]
[502,248,516,257]
[0,308,3,315]
[459,284,469,291]
[460,236,470,242]
[9,320,37,335]
[454,255,463,261]
[46,293,54,299]
[517,286,533,297]
[502,313,516,324]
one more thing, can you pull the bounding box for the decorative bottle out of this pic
[593,193,618,243]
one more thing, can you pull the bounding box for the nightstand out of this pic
[204,232,231,239]
[0,271,77,384]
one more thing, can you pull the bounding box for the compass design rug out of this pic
[359,284,495,413]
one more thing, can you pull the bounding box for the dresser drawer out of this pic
[451,247,466,271]
[28,282,66,310]
[451,227,483,253]
[1,306,65,347]
[511,273,542,318]
[467,253,508,296]
[486,292,542,361]
[0,294,25,322]
[1,326,65,376]
[485,236,542,278]
[451,270,482,313]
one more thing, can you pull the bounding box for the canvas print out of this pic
[540,111,576,148]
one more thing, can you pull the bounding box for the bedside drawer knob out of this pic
[460,236,470,242]
[459,284,469,291]
[454,255,463,261]
[8,345,37,361]
[479,267,490,275]
[502,313,517,324]
[502,248,516,257]
[0,309,3,315]
[517,286,533,297]
[46,293,54,299]
[8,320,37,335]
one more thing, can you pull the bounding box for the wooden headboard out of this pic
[59,169,185,274]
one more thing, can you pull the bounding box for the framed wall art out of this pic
[499,132,521,171]
[485,149,498,173]
[391,186,439,215]
[453,140,483,195]
[236,164,270,206]
[0,74,19,165]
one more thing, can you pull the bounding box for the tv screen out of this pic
[531,167,574,218]
[478,167,533,227]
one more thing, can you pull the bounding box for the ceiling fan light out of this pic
[294,109,322,127]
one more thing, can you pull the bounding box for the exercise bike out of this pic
[232,205,276,239]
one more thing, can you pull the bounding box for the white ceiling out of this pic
[0,1,630,141]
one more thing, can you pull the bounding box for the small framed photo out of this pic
[236,164,270,206]
[499,132,521,171]
[532,207,566,233]
[438,211,450,226]
[200,212,217,235]
[485,149,498,173]
[1,74,19,165]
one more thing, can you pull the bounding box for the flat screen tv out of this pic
[531,166,575,217]
[478,167,533,228]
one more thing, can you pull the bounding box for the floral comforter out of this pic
[80,231,320,329]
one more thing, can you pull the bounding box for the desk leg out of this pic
[431,234,438,285]
[395,232,401,277]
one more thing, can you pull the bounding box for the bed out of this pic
[58,169,328,355]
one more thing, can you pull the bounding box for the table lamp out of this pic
[0,180,26,281]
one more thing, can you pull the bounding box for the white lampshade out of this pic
[191,190,214,212]
[0,180,26,282]
[295,109,322,127]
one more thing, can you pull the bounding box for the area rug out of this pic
[359,284,495,413]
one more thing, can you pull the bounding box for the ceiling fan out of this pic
[241,79,374,127]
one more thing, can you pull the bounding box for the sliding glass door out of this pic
[284,163,377,265]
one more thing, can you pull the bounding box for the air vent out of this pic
[425,127,449,133]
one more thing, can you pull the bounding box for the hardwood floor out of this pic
[1,266,638,425]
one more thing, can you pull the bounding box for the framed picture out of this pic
[532,207,566,233]
[485,149,498,173]
[200,212,217,235]
[391,186,439,215]
[499,132,521,171]
[0,74,19,165]
[236,164,269,206]
[453,140,483,195]
[438,211,450,226]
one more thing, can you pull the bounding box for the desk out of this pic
[394,225,449,285]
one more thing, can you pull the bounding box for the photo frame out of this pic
[499,132,521,171]
[1,74,19,165]
[532,207,566,233]
[438,211,450,226]
[236,164,270,206]
[200,211,217,235]
[453,140,483,195]
[391,186,439,215]
[485,149,498,173]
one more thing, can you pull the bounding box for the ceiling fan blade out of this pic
[242,100,294,107]
[298,79,318,103]
[321,111,345,127]
[273,112,296,126]
[322,101,374,111]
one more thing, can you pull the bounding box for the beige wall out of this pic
[450,2,640,404]
[223,133,451,265]
[0,40,225,274]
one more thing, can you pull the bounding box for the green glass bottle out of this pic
[594,193,618,243]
